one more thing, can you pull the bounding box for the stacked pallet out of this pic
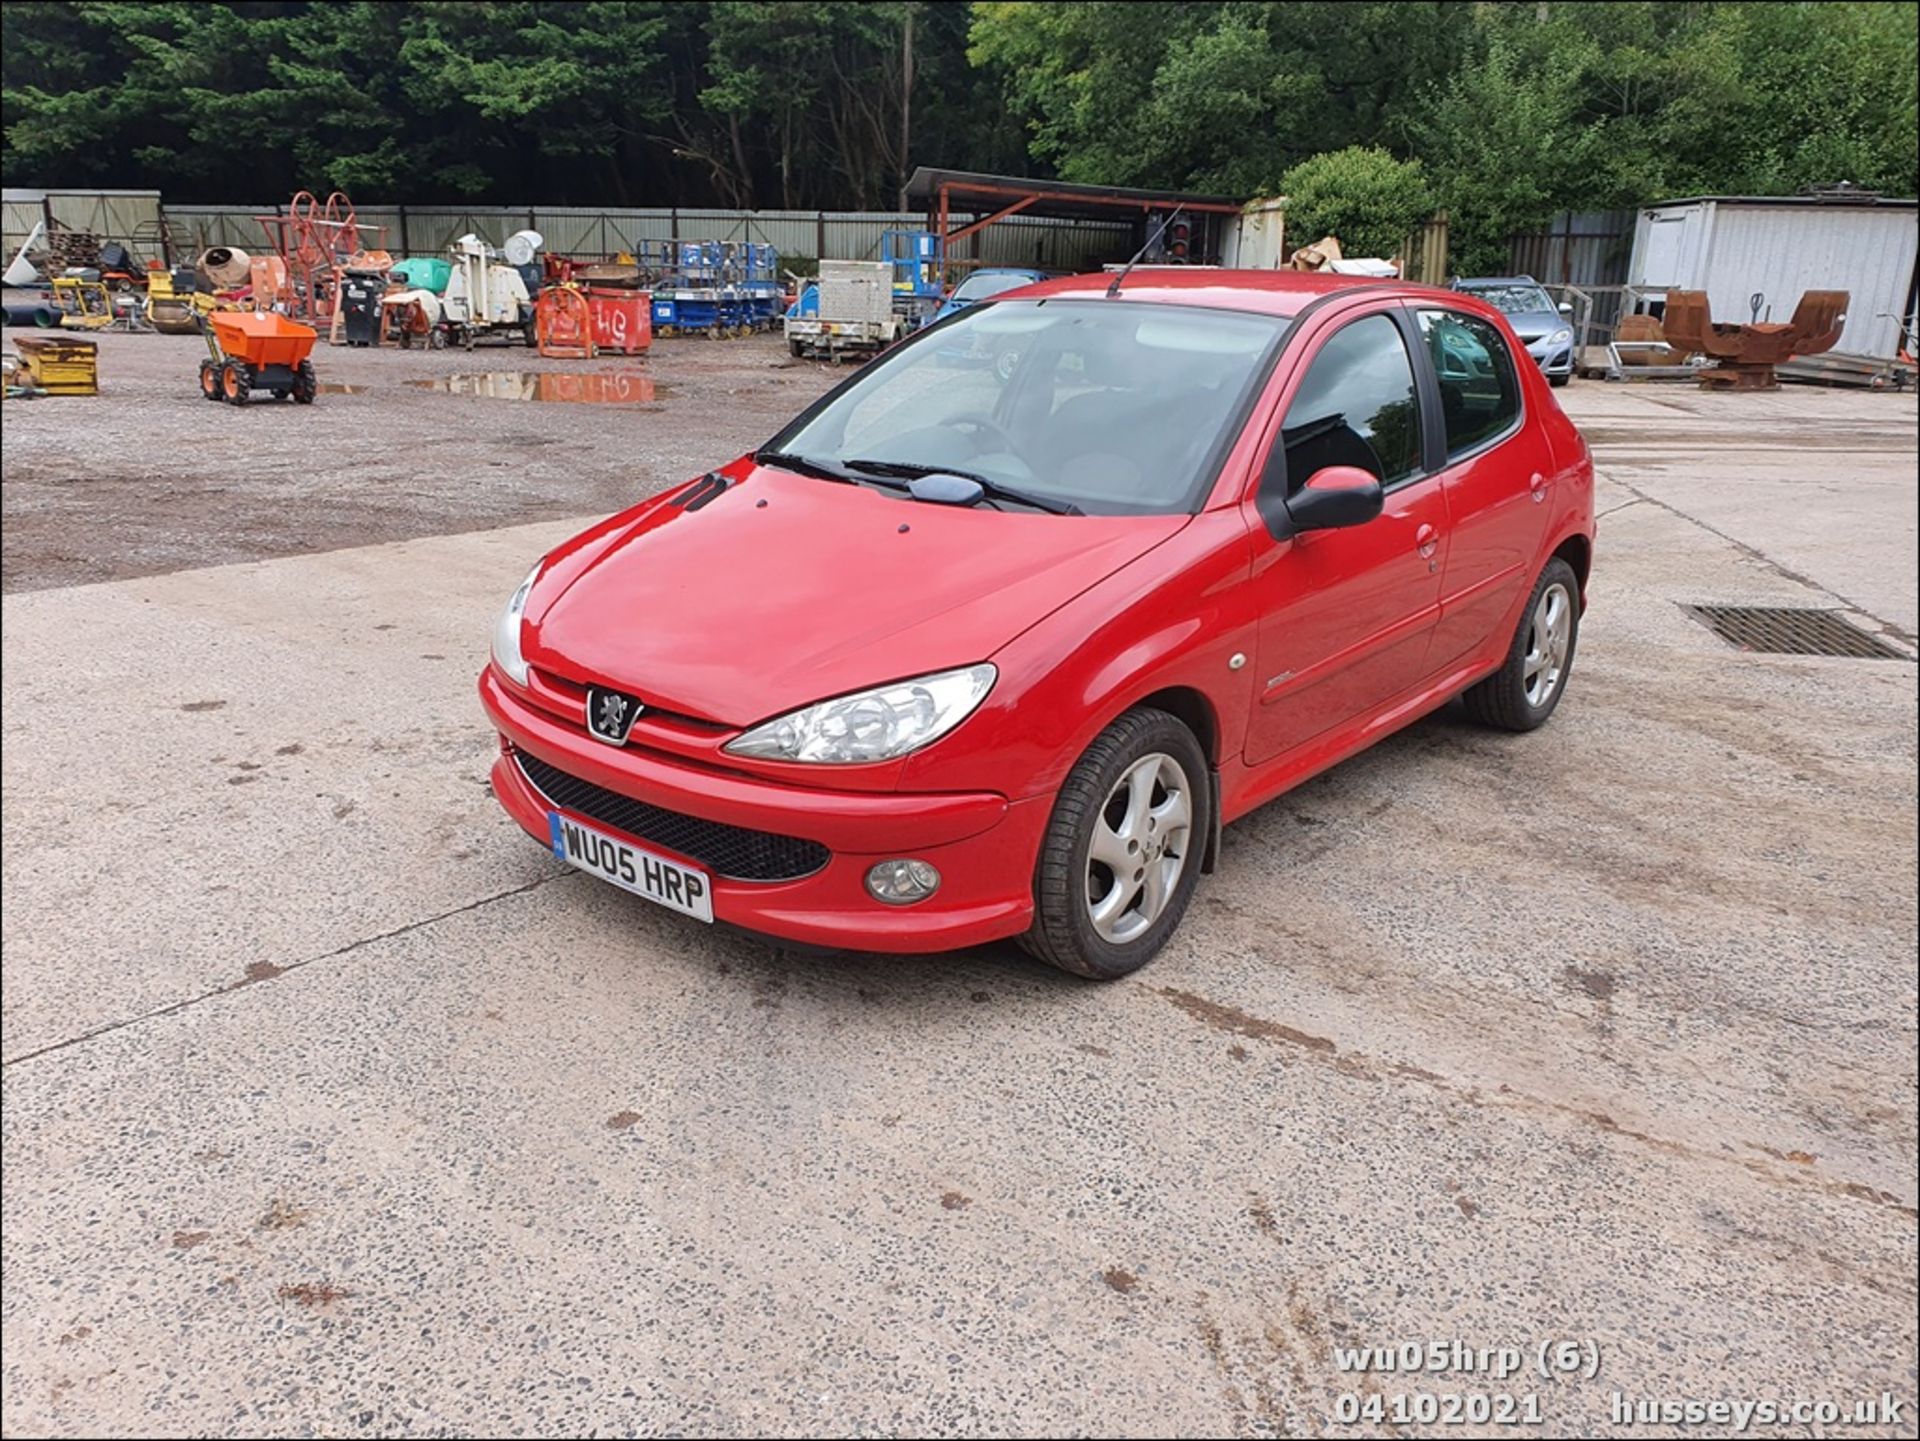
[43,226,105,274]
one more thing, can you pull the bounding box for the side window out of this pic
[1417,309,1520,458]
[1280,314,1421,494]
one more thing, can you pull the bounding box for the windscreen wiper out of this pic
[752,448,861,483]
[845,457,982,483]
[844,458,1083,516]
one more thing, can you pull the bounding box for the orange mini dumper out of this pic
[198,311,319,404]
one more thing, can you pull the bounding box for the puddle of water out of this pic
[317,383,371,395]
[406,371,666,404]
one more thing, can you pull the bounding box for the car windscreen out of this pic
[1458,284,1554,316]
[774,300,1287,516]
[951,271,1037,303]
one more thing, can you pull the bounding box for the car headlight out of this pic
[1547,328,1572,346]
[725,664,996,765]
[491,561,543,685]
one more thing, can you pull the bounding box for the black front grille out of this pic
[516,751,830,882]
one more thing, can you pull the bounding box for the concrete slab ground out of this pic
[2,376,1914,1436]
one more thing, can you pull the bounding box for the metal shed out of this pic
[1628,192,1918,361]
[904,167,1242,279]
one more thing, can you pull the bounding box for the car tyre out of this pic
[1461,557,1580,731]
[1020,707,1209,980]
[1550,372,1571,388]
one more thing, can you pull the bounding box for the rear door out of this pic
[1411,307,1556,670]
[1240,306,1448,767]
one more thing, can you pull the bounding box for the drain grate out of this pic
[1686,605,1909,660]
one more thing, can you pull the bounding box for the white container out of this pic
[1223,198,1287,269]
[1628,195,1918,361]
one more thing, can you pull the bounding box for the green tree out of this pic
[1278,146,1434,259]
[968,1,1212,187]
[397,1,672,199]
[1667,0,1918,196]
[2,0,1914,224]
[1404,30,1594,274]
[969,0,1476,192]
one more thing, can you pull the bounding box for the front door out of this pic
[1242,308,1447,767]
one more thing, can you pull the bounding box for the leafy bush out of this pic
[1278,147,1435,261]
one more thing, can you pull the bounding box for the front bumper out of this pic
[480,668,1046,952]
[1524,339,1574,376]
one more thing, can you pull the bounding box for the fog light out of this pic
[866,859,941,905]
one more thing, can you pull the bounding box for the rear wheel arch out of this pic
[1552,533,1591,599]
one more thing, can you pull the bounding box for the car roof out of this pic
[998,267,1434,319]
[1454,276,1544,287]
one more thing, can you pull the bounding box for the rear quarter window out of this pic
[1417,309,1521,459]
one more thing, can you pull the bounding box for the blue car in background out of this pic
[1450,275,1577,386]
[932,267,1050,324]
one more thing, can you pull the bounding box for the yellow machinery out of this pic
[13,335,100,395]
[146,271,219,334]
[51,276,115,330]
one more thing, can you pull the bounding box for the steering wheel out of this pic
[945,411,1018,455]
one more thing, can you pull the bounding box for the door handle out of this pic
[1529,471,1549,504]
[1415,523,1439,559]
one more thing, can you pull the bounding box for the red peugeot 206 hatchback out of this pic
[480,270,1594,979]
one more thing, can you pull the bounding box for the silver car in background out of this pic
[1451,276,1577,387]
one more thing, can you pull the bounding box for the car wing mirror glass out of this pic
[1286,465,1384,532]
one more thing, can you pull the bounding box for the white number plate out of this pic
[547,813,713,923]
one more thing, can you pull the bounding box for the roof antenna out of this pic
[1106,205,1184,298]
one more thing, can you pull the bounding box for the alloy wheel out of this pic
[1086,751,1194,944]
[1524,581,1573,708]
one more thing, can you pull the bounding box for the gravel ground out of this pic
[1,328,838,592]
[1,357,1915,1435]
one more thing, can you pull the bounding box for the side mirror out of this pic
[1287,466,1384,532]
[1558,301,1574,317]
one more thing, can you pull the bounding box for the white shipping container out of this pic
[1628,195,1919,361]
[1222,198,1287,269]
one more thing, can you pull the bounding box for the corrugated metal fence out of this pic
[8,194,1134,273]
[3,189,166,257]
[1509,210,1635,331]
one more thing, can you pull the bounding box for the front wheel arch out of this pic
[1131,686,1223,874]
